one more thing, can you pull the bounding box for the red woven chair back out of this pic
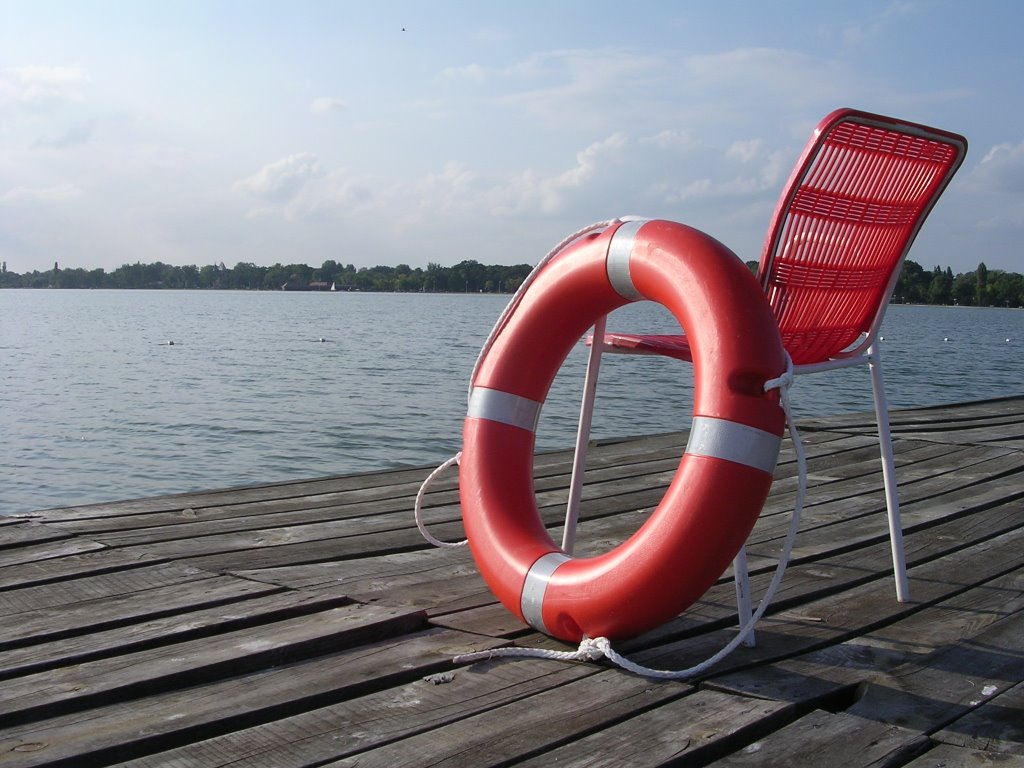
[759,109,967,365]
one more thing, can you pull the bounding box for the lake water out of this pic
[2,289,1022,515]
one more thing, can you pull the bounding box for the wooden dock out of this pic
[2,397,1022,767]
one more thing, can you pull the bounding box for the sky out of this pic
[1,0,1022,276]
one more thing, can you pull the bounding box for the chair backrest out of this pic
[759,109,967,365]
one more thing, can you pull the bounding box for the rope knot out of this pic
[576,637,610,662]
[763,352,795,393]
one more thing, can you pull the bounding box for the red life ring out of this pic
[460,219,787,642]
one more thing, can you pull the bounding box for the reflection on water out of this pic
[1,289,1021,514]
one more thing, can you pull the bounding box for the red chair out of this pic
[568,109,967,616]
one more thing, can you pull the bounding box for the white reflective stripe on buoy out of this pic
[467,387,542,433]
[606,219,648,301]
[685,416,781,474]
[521,552,571,634]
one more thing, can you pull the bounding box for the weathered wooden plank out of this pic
[0,536,106,569]
[316,670,691,768]
[0,575,284,650]
[805,396,1024,431]
[765,439,1018,517]
[112,660,599,768]
[711,709,929,767]
[930,680,1024,756]
[0,603,426,728]
[0,549,193,592]
[231,546,475,592]
[704,570,1024,721]
[907,743,1024,766]
[743,452,1024,568]
[512,689,794,768]
[0,628,506,768]
[430,601,531,638]
[601,525,1024,679]
[831,568,1024,656]
[234,548,503,619]
[0,589,353,681]
[765,440,987,499]
[178,527,451,572]
[0,562,215,614]
[840,611,1024,737]
[0,520,74,550]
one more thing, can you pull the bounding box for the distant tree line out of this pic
[1,257,1022,306]
[892,260,1023,308]
[0,259,534,294]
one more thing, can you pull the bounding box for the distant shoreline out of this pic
[3,286,1022,310]
[0,286,516,296]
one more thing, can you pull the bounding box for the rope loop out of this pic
[414,452,467,549]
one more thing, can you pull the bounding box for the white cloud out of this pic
[237,153,322,205]
[972,140,1024,195]
[538,133,627,212]
[473,25,510,44]
[310,97,348,115]
[483,133,629,216]
[727,139,762,163]
[35,120,94,148]
[658,148,787,204]
[843,1,918,45]
[0,64,89,106]
[496,49,664,127]
[665,178,713,203]
[440,63,486,82]
[237,155,376,221]
[232,132,634,227]
[684,48,848,102]
[640,129,700,152]
[1,183,83,203]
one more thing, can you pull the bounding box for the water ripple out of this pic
[1,291,1022,514]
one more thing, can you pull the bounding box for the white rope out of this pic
[454,637,610,665]
[414,452,467,549]
[455,354,808,679]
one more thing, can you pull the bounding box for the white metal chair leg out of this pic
[565,318,772,639]
[867,343,910,602]
[563,316,608,554]
[732,545,756,647]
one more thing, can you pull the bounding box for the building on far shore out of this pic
[281,281,334,292]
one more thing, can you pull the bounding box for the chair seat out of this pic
[586,332,693,361]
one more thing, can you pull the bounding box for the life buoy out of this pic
[460,219,787,642]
